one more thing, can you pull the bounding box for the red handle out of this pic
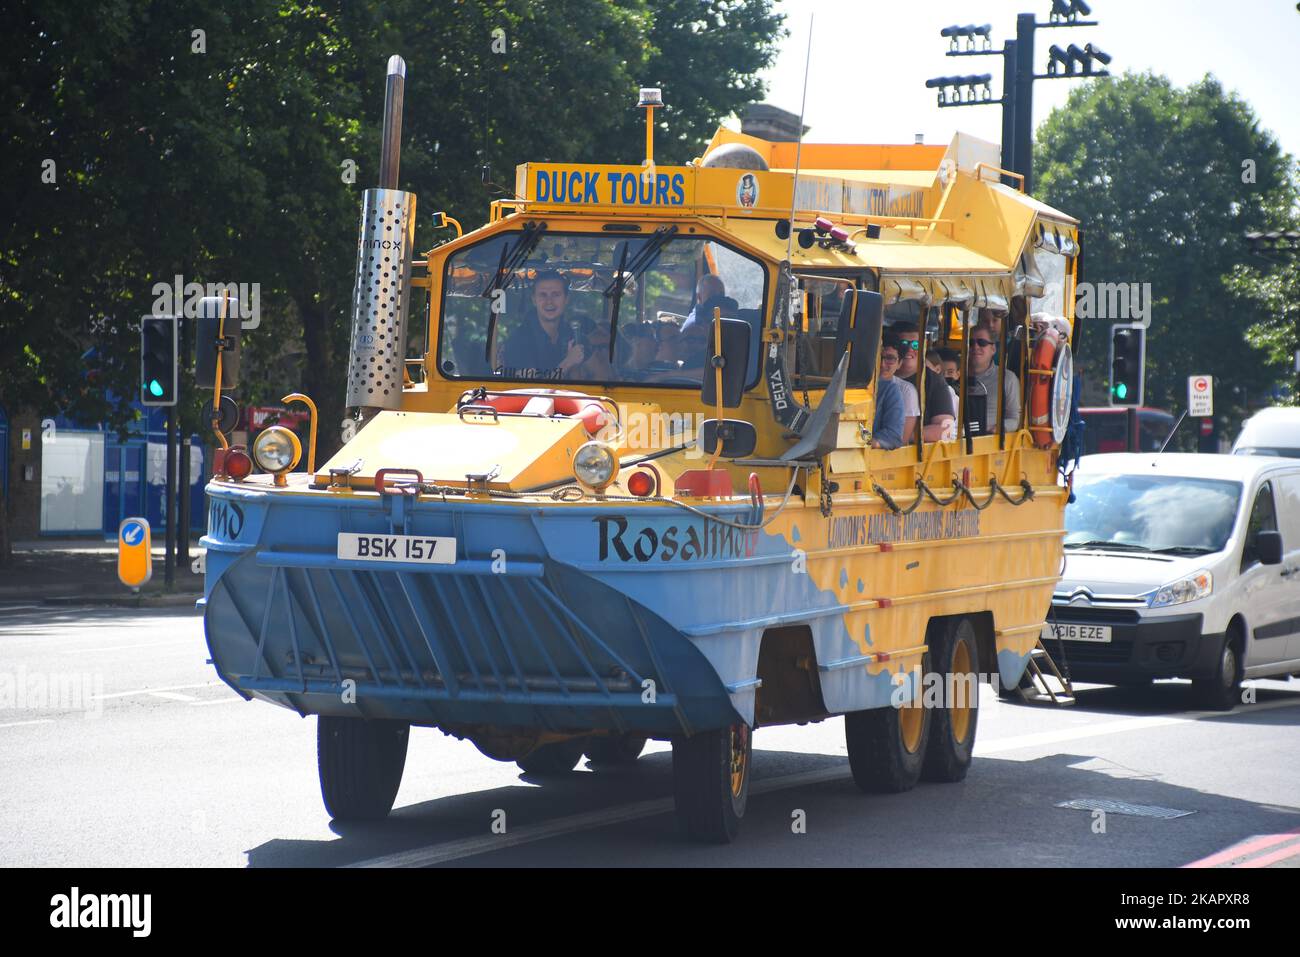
[374,468,424,495]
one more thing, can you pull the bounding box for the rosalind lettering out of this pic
[50,887,151,938]
[595,515,757,563]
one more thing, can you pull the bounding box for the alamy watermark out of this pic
[1,667,104,719]
[1074,281,1152,328]
[151,275,261,329]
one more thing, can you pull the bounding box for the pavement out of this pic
[0,538,203,608]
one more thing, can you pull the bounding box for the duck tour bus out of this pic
[198,56,1084,843]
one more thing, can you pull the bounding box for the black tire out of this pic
[845,665,932,793]
[922,618,980,783]
[516,737,586,775]
[1193,631,1242,711]
[317,716,410,821]
[672,723,751,843]
[584,734,647,766]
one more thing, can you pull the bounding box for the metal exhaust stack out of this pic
[346,54,417,419]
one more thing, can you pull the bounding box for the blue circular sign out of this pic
[122,521,146,546]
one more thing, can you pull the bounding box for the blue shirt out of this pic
[873,376,904,449]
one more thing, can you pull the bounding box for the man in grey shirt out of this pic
[967,320,1020,434]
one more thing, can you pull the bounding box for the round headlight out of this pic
[573,441,619,490]
[253,426,302,474]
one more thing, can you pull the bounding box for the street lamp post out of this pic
[930,2,1111,194]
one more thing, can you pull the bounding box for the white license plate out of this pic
[1042,622,1112,643]
[337,533,456,565]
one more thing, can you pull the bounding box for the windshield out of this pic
[1065,473,1242,554]
[436,230,767,388]
[1235,446,1300,459]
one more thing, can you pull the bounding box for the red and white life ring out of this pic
[1027,328,1073,449]
[471,389,612,436]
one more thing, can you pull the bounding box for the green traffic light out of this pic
[149,379,164,397]
[1115,383,1128,400]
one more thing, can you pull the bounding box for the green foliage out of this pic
[1034,72,1299,430]
[0,0,783,459]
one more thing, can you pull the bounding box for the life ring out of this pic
[1027,330,1073,449]
[471,389,612,436]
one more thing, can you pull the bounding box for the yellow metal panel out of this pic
[316,410,589,492]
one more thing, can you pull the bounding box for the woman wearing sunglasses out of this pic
[967,319,1021,434]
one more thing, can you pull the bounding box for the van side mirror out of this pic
[195,296,241,389]
[1257,529,1283,566]
[833,289,883,388]
[700,317,751,410]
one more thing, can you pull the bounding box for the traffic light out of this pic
[1109,324,1145,407]
[140,315,178,407]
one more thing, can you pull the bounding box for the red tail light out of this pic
[627,470,656,497]
[225,448,253,480]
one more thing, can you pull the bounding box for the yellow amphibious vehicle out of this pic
[201,59,1082,842]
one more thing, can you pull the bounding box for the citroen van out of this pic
[1049,453,1300,708]
[1232,407,1300,458]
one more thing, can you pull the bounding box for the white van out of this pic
[1049,453,1300,708]
[1233,407,1300,458]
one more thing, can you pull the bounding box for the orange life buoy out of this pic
[1028,328,1062,449]
[473,389,611,436]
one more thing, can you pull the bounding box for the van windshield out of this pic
[1065,474,1242,554]
[436,230,766,388]
[1234,446,1300,459]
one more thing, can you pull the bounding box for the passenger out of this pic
[676,321,713,378]
[967,319,1021,433]
[681,273,738,331]
[618,322,660,373]
[879,333,920,443]
[654,319,682,364]
[938,348,961,390]
[571,319,614,381]
[872,372,905,450]
[500,270,587,378]
[925,348,960,440]
[895,323,955,442]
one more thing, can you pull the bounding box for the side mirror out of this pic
[833,288,883,388]
[1257,529,1283,566]
[195,296,241,389]
[701,419,757,458]
[700,317,751,410]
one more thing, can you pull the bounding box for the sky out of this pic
[753,0,1299,161]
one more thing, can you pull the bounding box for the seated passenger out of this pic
[618,322,660,374]
[571,318,614,381]
[894,322,955,442]
[879,334,920,443]
[500,270,586,378]
[872,374,904,450]
[676,321,713,379]
[967,319,1021,433]
[654,319,682,365]
[925,347,959,441]
[680,273,738,331]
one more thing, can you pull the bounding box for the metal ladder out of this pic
[1016,641,1076,706]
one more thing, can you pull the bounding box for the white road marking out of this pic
[92,681,223,701]
[190,697,245,707]
[0,719,55,729]
[348,695,1300,869]
[148,691,198,702]
[63,639,193,654]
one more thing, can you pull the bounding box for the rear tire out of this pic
[672,723,751,843]
[516,738,586,775]
[845,662,931,793]
[585,734,647,766]
[921,618,980,783]
[317,716,410,821]
[1194,631,1242,711]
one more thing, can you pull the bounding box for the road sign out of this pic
[1187,375,1213,417]
[118,517,153,590]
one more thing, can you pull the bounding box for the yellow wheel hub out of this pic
[899,695,924,753]
[950,638,974,744]
[729,724,749,797]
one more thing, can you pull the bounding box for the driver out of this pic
[500,270,587,378]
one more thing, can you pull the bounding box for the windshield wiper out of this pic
[1151,545,1215,555]
[602,224,679,361]
[482,222,547,362]
[1064,540,1153,552]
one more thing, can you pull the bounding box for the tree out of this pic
[0,0,784,464]
[1034,72,1299,433]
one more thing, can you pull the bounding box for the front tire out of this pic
[1194,631,1242,711]
[317,716,410,821]
[585,734,647,766]
[845,663,931,793]
[672,723,751,843]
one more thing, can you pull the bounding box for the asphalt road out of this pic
[2,603,1299,868]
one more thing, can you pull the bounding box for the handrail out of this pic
[973,162,1025,191]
